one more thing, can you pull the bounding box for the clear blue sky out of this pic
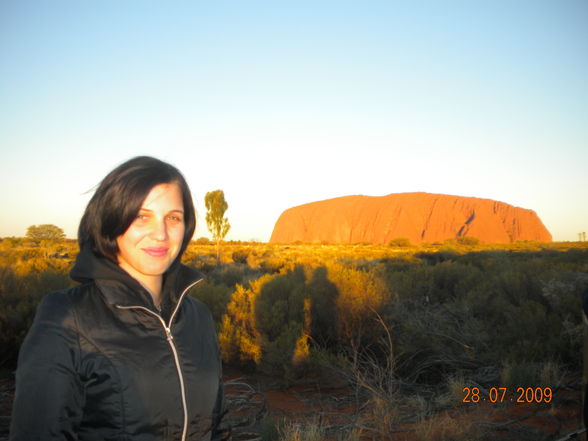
[1,1,586,242]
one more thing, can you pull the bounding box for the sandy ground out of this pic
[0,370,584,441]
[225,367,586,441]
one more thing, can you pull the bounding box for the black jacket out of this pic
[10,246,230,441]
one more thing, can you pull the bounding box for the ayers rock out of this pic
[270,192,552,244]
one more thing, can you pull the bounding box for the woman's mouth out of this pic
[141,247,169,257]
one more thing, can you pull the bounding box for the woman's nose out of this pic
[150,218,168,241]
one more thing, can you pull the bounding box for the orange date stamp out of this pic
[462,386,553,404]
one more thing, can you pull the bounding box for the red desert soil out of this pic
[224,367,584,441]
[0,370,583,440]
[270,192,552,245]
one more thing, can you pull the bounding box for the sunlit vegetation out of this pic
[0,237,77,369]
[1,237,587,439]
[25,224,66,241]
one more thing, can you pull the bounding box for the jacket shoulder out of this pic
[183,295,214,322]
[35,283,98,323]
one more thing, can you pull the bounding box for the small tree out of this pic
[26,224,65,241]
[205,190,231,262]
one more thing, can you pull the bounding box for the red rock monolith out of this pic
[269,192,551,244]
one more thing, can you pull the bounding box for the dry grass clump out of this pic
[539,360,564,388]
[358,395,401,439]
[278,419,325,441]
[414,411,476,441]
[276,419,363,441]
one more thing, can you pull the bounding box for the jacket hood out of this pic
[70,245,205,309]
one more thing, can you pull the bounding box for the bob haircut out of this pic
[78,156,196,264]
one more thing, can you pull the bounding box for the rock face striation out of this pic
[270,192,552,244]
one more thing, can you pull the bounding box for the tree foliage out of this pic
[205,190,231,261]
[26,224,65,241]
[218,279,264,367]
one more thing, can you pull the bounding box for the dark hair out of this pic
[78,156,196,264]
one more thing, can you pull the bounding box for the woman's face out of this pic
[116,182,185,288]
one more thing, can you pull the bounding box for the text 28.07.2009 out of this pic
[462,387,553,404]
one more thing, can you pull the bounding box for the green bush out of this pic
[501,361,538,388]
[388,237,412,247]
[456,236,480,246]
[208,264,249,287]
[0,266,72,368]
[231,248,250,264]
[189,281,232,324]
[306,267,339,347]
[254,267,309,377]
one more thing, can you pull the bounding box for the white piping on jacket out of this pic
[116,278,203,441]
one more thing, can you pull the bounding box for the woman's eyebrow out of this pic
[139,208,184,213]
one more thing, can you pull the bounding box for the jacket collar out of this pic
[70,245,204,309]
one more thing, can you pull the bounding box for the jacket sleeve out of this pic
[9,291,85,441]
[210,377,231,441]
[210,321,231,441]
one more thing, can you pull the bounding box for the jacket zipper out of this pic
[116,278,203,441]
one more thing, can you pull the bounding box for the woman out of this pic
[10,156,230,441]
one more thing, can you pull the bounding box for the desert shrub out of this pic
[261,321,308,379]
[501,299,561,361]
[415,250,459,265]
[380,247,588,389]
[259,256,288,274]
[414,411,474,441]
[217,266,312,378]
[388,237,411,247]
[278,418,325,441]
[182,253,217,274]
[231,248,250,264]
[470,257,580,366]
[539,360,563,387]
[307,346,349,379]
[541,276,586,367]
[0,265,72,368]
[445,373,468,403]
[387,304,483,383]
[0,267,45,367]
[325,263,391,353]
[306,267,339,347]
[255,267,306,341]
[208,264,249,287]
[455,236,480,246]
[255,267,310,377]
[2,237,19,247]
[211,244,586,388]
[500,361,539,388]
[0,289,43,367]
[552,248,588,268]
[218,280,265,367]
[189,281,232,324]
[427,261,483,303]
